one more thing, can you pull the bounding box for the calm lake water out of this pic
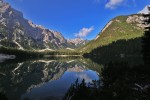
[0,58,102,100]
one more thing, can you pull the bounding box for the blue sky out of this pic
[5,0,150,40]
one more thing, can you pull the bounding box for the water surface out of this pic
[0,58,102,100]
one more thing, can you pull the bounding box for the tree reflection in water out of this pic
[0,92,7,100]
[64,62,150,100]
[0,58,101,100]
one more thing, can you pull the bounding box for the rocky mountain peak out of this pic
[0,0,88,50]
[67,38,88,46]
[0,1,10,12]
[138,5,150,14]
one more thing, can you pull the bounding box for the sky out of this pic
[5,0,150,40]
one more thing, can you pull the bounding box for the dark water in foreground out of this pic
[0,58,102,100]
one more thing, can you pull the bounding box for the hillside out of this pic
[79,14,144,53]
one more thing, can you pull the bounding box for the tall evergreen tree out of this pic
[142,7,150,66]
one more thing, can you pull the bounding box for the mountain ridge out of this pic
[79,14,145,53]
[0,0,88,50]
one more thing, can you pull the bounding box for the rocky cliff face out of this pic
[0,1,87,50]
[126,14,147,28]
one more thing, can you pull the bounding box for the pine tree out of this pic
[142,9,150,66]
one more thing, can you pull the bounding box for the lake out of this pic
[0,58,102,100]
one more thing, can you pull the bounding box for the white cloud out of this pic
[75,26,94,38]
[105,0,124,9]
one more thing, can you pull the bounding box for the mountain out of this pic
[79,6,150,54]
[138,5,150,14]
[79,14,145,53]
[67,38,89,49]
[0,0,87,50]
[80,13,146,66]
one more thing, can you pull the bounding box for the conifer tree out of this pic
[142,7,150,66]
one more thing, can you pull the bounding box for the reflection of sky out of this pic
[21,70,99,100]
[74,70,99,83]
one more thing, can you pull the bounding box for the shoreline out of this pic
[44,55,83,57]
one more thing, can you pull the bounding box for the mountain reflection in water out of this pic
[0,58,102,100]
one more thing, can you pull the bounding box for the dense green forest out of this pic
[0,46,43,59]
[83,37,143,66]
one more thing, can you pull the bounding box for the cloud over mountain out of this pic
[75,26,94,38]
